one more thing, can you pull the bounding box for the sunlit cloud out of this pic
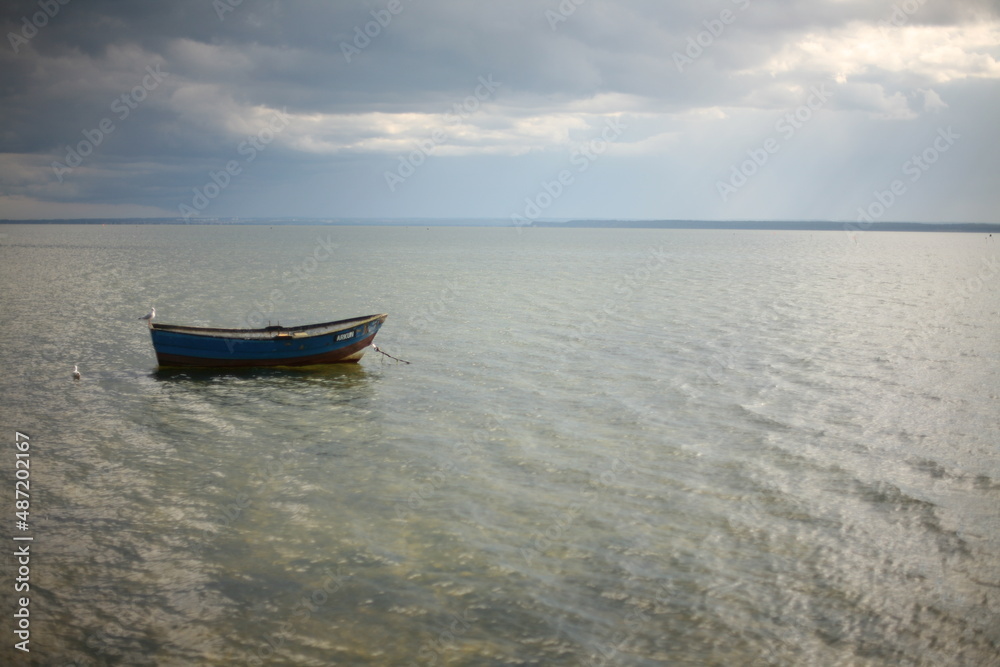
[751,22,1000,84]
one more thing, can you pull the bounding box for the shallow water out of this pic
[1,224,998,665]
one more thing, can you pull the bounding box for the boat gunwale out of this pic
[150,313,387,339]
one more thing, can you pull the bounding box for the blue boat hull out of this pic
[149,314,387,367]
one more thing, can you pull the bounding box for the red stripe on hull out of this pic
[155,335,376,368]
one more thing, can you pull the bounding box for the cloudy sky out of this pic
[1,0,998,222]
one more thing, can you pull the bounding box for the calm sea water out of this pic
[1,224,998,666]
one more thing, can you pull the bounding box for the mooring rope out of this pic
[371,344,411,364]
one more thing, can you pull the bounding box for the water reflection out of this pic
[150,361,370,385]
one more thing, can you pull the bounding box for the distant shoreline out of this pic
[536,220,1000,233]
[1,218,999,233]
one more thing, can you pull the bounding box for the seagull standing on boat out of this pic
[72,365,81,380]
[139,307,156,325]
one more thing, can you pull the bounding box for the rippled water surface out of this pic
[1,224,998,666]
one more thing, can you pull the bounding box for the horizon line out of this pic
[2,216,999,225]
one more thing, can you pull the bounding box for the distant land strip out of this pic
[1,218,999,233]
[539,220,1000,233]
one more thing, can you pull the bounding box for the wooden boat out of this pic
[148,313,388,367]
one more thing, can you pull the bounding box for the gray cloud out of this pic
[1,0,998,221]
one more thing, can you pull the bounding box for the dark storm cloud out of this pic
[1,0,998,220]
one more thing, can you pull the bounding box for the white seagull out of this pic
[139,307,156,323]
[72,365,81,380]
